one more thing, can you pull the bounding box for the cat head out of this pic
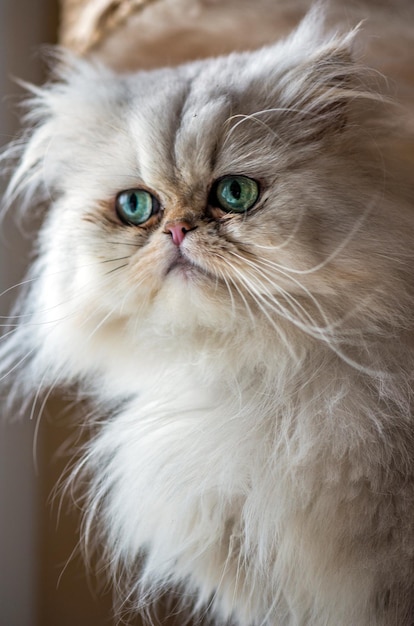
[2,9,412,395]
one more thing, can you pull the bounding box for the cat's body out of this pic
[2,4,414,625]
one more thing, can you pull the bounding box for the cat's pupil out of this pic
[230,180,241,200]
[129,193,138,211]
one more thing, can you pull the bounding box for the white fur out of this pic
[2,7,414,625]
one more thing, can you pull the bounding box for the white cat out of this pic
[2,6,414,625]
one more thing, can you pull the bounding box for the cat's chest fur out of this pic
[86,344,383,624]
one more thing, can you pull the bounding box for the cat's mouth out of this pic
[165,250,208,280]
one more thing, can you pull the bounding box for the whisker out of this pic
[0,254,137,304]
[228,250,331,333]
[249,253,378,337]
[104,263,129,275]
[247,210,306,253]
[214,256,257,328]
[0,275,42,300]
[232,260,384,376]
[32,372,61,474]
[237,266,336,344]
[101,255,131,264]
[216,254,302,362]
[216,247,381,375]
[0,346,36,383]
[251,196,379,277]
[224,111,289,148]
[0,324,29,336]
[107,240,140,248]
[217,270,237,321]
[83,308,117,343]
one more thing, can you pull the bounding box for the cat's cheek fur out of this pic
[25,224,244,396]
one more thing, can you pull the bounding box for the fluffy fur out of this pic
[2,7,414,625]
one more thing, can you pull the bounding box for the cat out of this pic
[2,4,414,625]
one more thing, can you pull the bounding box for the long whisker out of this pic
[216,261,257,329]
[0,253,136,306]
[216,269,237,322]
[216,254,302,362]
[236,266,319,338]
[251,196,378,277]
[82,303,120,344]
[245,210,306,253]
[104,263,129,275]
[107,240,141,248]
[31,372,61,474]
[246,264,321,327]
[218,249,384,376]
[0,346,36,383]
[223,106,314,148]
[224,113,288,148]
[235,262,341,345]
[100,255,131,264]
[228,250,332,333]
[0,275,43,301]
[250,254,376,336]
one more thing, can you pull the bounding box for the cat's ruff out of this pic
[2,5,414,626]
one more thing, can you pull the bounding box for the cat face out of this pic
[6,15,409,390]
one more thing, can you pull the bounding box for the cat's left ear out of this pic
[279,12,381,139]
[294,40,357,136]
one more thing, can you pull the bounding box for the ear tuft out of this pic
[279,17,385,141]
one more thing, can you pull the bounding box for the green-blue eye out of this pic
[213,175,259,213]
[115,189,159,225]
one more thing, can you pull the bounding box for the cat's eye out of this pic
[115,189,159,225]
[212,175,259,213]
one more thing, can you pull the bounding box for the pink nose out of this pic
[164,221,193,246]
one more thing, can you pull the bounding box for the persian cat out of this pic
[2,5,414,626]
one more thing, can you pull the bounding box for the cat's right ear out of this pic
[292,38,360,137]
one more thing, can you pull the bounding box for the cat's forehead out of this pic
[117,52,280,191]
[126,66,230,180]
[57,45,289,200]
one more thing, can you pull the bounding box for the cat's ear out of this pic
[278,10,383,140]
[294,41,358,137]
